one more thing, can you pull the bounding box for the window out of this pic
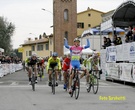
[45,43,49,50]
[31,45,35,51]
[88,13,91,17]
[37,44,43,51]
[50,51,52,56]
[88,24,91,27]
[65,31,68,40]
[64,9,68,21]
[50,38,52,45]
[29,51,32,56]
[77,22,84,29]
[26,51,28,56]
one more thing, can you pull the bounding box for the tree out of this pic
[0,16,15,55]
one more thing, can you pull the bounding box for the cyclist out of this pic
[46,52,61,86]
[80,54,93,89]
[25,53,38,84]
[37,57,45,78]
[84,52,100,89]
[62,54,71,89]
[90,52,100,72]
[64,37,90,94]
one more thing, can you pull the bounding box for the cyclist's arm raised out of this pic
[83,39,90,49]
[64,38,71,49]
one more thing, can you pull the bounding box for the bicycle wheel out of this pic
[38,70,42,81]
[31,74,35,91]
[70,85,74,97]
[92,72,99,94]
[87,78,92,93]
[65,73,69,91]
[52,72,55,94]
[75,77,80,99]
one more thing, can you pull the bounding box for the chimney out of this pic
[87,7,90,10]
[28,38,31,41]
[35,37,38,40]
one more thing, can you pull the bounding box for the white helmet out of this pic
[32,53,37,57]
[74,38,80,42]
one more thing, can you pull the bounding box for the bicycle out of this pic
[31,65,36,91]
[70,68,80,100]
[64,69,70,91]
[38,66,44,81]
[51,68,56,95]
[87,69,99,94]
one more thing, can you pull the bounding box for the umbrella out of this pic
[64,50,70,55]
[81,28,100,37]
[103,27,125,33]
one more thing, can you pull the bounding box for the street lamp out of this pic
[41,8,53,28]
[41,8,53,15]
[41,8,54,53]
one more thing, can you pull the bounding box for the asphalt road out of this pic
[0,70,135,110]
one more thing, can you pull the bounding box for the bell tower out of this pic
[53,0,77,56]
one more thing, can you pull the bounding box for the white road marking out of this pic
[0,84,132,89]
[10,82,18,85]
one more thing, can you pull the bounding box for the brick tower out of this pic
[53,0,77,56]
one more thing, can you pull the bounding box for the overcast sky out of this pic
[0,0,130,49]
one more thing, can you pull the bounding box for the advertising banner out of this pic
[100,49,106,74]
[122,43,130,61]
[106,63,120,79]
[121,63,133,82]
[106,46,116,63]
[116,45,123,61]
[129,42,135,62]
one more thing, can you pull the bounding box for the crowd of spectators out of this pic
[102,25,135,49]
[102,34,122,49]
[0,54,22,64]
[125,25,135,43]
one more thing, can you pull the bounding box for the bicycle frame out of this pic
[31,65,35,91]
[65,70,70,91]
[70,68,80,100]
[38,65,43,81]
[87,70,99,94]
[51,69,56,95]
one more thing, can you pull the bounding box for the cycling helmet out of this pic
[38,57,43,60]
[74,38,80,42]
[31,53,37,57]
[93,52,98,58]
[52,52,58,57]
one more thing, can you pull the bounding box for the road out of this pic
[0,70,135,110]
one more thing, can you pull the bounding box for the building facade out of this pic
[21,35,53,60]
[77,8,104,37]
[53,0,77,56]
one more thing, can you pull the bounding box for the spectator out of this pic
[126,25,133,42]
[112,34,119,45]
[132,28,135,41]
[102,36,107,49]
[106,38,112,47]
[125,35,129,43]
[117,37,122,45]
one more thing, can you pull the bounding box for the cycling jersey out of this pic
[64,39,90,70]
[86,57,99,70]
[37,59,44,66]
[62,57,70,71]
[47,57,61,71]
[25,57,37,66]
